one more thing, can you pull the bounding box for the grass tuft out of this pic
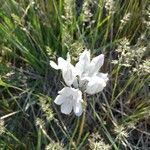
[0,0,149,149]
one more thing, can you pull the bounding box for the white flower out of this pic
[54,87,83,116]
[50,50,108,116]
[75,50,104,77]
[74,50,108,95]
[50,53,77,86]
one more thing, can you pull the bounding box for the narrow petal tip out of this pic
[50,61,59,70]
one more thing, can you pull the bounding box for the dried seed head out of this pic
[0,119,5,135]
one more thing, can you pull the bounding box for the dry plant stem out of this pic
[77,93,87,145]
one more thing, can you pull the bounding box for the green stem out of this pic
[77,93,87,145]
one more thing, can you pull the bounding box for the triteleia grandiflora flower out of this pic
[50,50,108,116]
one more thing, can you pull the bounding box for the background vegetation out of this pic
[0,0,149,149]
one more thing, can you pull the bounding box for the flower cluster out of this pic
[50,50,108,116]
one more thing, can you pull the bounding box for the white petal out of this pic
[58,57,67,69]
[58,87,71,95]
[88,54,104,75]
[77,90,83,102]
[73,102,83,116]
[85,75,106,95]
[50,61,59,70]
[58,87,75,98]
[79,50,90,62]
[54,95,65,105]
[61,101,72,115]
[72,88,83,102]
[72,78,79,88]
[62,64,76,86]
[75,50,90,76]
[67,52,71,62]
[50,57,68,70]
[97,73,109,82]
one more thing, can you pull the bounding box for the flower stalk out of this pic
[77,93,87,145]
